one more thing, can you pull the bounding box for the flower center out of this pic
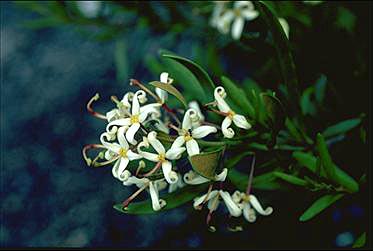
[227,110,236,119]
[119,148,127,158]
[130,114,139,124]
[184,131,193,142]
[243,194,250,202]
[234,8,241,17]
[158,153,166,162]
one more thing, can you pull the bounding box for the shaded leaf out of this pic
[113,183,208,214]
[300,87,317,116]
[315,74,327,104]
[261,93,286,132]
[255,1,301,116]
[149,81,187,108]
[228,169,283,191]
[224,151,253,170]
[322,118,362,138]
[299,193,344,221]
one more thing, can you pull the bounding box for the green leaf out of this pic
[21,17,66,29]
[160,49,215,92]
[316,133,337,181]
[322,118,362,138]
[315,74,327,104]
[273,171,308,186]
[113,183,208,214]
[220,76,254,118]
[299,193,344,221]
[255,1,301,116]
[149,81,187,108]
[261,93,286,131]
[300,87,317,116]
[115,40,128,83]
[161,57,206,102]
[352,232,366,248]
[188,148,224,180]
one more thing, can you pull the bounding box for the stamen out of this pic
[207,107,230,117]
[135,160,146,176]
[206,194,220,232]
[86,93,107,120]
[92,155,121,167]
[130,79,160,102]
[122,182,149,209]
[82,144,106,166]
[162,104,181,125]
[111,95,131,116]
[246,155,256,196]
[142,161,162,177]
[168,123,181,132]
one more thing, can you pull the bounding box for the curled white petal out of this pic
[106,118,131,133]
[188,101,205,123]
[214,86,231,113]
[126,123,140,145]
[121,92,134,108]
[147,131,165,154]
[215,168,228,182]
[119,170,131,182]
[242,9,259,21]
[186,139,199,156]
[170,136,185,149]
[243,203,257,222]
[137,141,159,162]
[219,190,242,217]
[127,150,142,161]
[232,16,245,40]
[182,109,196,130]
[183,170,209,185]
[222,116,235,138]
[191,125,217,139]
[117,126,129,149]
[149,182,163,211]
[249,194,273,216]
[232,114,251,129]
[162,161,178,184]
[165,146,186,160]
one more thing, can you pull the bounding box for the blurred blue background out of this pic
[1,1,369,249]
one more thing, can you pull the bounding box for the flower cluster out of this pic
[83,72,272,230]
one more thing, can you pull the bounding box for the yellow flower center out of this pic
[119,148,127,158]
[234,8,241,17]
[227,110,236,119]
[243,194,250,202]
[130,114,139,124]
[158,153,166,162]
[184,131,193,142]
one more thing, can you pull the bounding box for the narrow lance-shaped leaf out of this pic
[299,193,344,221]
[113,183,208,215]
[149,81,187,108]
[160,49,215,92]
[322,118,362,138]
[228,169,284,191]
[293,151,359,193]
[316,133,337,181]
[273,171,308,187]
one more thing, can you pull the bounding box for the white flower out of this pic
[106,90,161,145]
[155,72,173,104]
[278,18,290,39]
[184,168,228,185]
[193,189,242,217]
[214,86,251,138]
[218,1,259,40]
[121,170,166,211]
[188,101,205,127]
[170,109,217,156]
[76,1,102,18]
[100,127,142,181]
[137,131,186,184]
[232,191,273,222]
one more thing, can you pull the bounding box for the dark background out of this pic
[1,1,370,249]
